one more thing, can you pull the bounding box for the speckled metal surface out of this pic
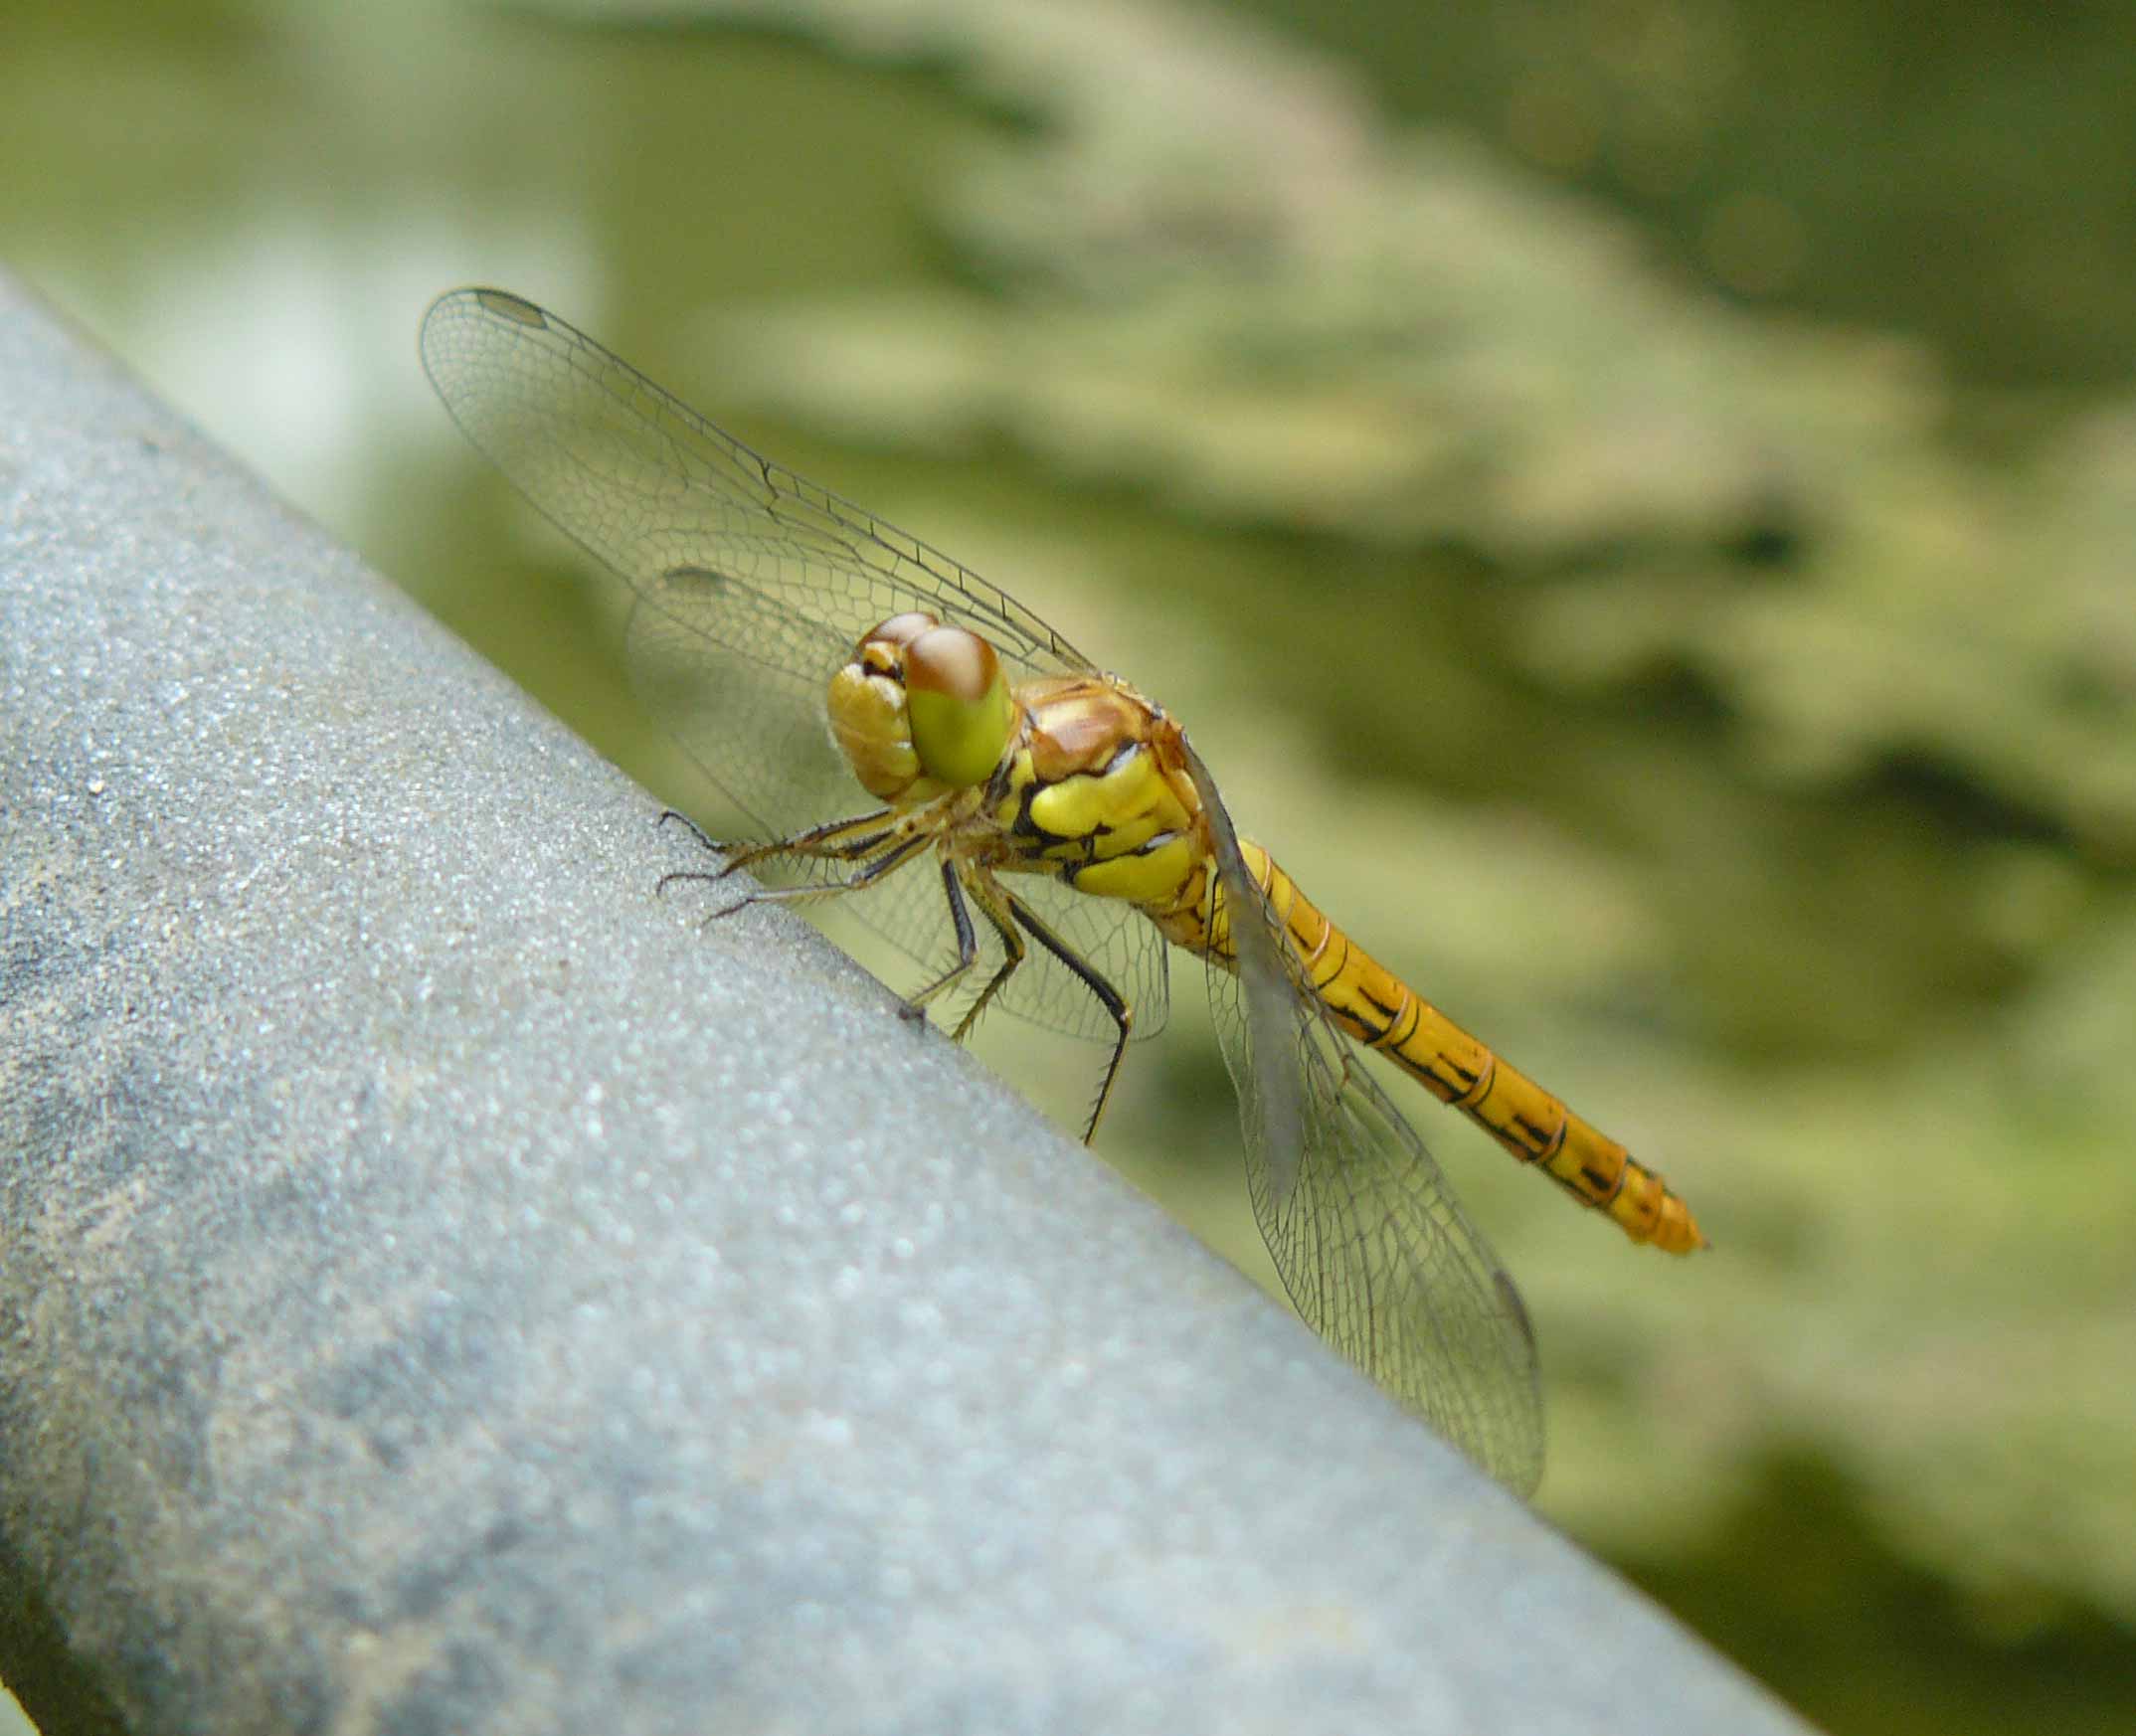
[0,274,1813,1736]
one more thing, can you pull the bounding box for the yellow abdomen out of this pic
[1163,840,1705,1254]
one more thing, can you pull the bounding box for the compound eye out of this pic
[904,625,1013,787]
[871,610,940,647]
[857,610,941,675]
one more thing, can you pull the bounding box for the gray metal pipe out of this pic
[0,272,1813,1736]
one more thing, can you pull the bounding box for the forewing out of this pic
[422,286,1167,1042]
[1177,737,1544,1495]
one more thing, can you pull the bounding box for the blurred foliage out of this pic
[1236,0,2136,395]
[4,0,2131,1732]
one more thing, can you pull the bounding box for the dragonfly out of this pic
[421,286,1705,1496]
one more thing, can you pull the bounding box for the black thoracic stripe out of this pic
[1010,739,1148,836]
[1010,779,1103,849]
[1008,777,1046,837]
[1010,790,1098,858]
[1059,824,1191,891]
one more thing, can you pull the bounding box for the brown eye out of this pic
[870,611,941,651]
[905,625,999,702]
[903,627,1013,787]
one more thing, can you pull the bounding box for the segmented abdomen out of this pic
[1167,840,1705,1254]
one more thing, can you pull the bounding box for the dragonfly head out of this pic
[827,611,1015,801]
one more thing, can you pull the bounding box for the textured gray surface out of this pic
[0,272,1812,1735]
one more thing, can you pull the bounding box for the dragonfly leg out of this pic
[656,807,915,904]
[730,807,904,868]
[655,807,725,854]
[942,868,1030,1045]
[899,859,983,1024]
[667,831,931,924]
[999,886,1134,1143]
[660,805,901,879]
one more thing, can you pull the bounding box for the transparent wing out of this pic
[422,286,1168,1044]
[1176,737,1544,1495]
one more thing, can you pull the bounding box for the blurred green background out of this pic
[6,0,2134,1731]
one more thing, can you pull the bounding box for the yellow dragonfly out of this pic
[422,286,1704,1496]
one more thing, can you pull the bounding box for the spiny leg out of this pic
[944,869,1030,1045]
[1001,888,1134,1143]
[669,830,932,924]
[653,809,732,899]
[655,806,915,905]
[657,804,896,856]
[655,807,739,859]
[898,859,982,1024]
[653,812,1132,1133]
[656,804,899,882]
[717,807,903,875]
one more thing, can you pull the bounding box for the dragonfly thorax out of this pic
[826,611,1017,803]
